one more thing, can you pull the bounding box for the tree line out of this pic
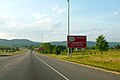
[88,35,120,51]
[37,43,66,55]
[35,35,120,55]
[0,47,20,53]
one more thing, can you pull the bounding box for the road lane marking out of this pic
[33,54,69,80]
[38,53,120,75]
[3,63,11,68]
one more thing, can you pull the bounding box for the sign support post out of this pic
[82,48,84,57]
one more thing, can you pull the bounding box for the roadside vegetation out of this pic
[36,43,66,55]
[35,35,120,72]
[0,47,26,56]
[45,49,120,72]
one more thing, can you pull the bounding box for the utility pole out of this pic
[41,36,43,54]
[41,36,43,44]
[67,0,70,57]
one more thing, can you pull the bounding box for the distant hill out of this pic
[50,41,120,47]
[50,41,96,47]
[50,41,67,46]
[0,39,40,47]
[0,39,119,47]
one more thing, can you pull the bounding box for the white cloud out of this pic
[8,21,30,29]
[0,15,29,29]
[52,5,66,14]
[32,13,48,20]
[0,19,27,29]
[31,13,59,31]
[0,32,15,40]
[0,12,65,41]
[0,15,9,19]
[0,15,15,20]
[0,15,11,24]
[111,12,120,16]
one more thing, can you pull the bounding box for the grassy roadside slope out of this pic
[0,49,27,56]
[42,50,120,72]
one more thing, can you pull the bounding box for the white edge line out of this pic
[33,54,69,80]
[3,63,11,68]
[38,53,120,75]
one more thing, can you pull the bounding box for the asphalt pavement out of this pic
[0,51,120,80]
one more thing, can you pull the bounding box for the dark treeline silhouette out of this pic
[0,47,20,53]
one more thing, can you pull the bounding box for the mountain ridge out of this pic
[0,39,119,47]
[0,39,40,47]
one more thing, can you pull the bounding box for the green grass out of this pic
[43,50,120,72]
[0,49,27,56]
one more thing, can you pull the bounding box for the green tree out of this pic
[96,35,109,51]
[57,45,66,52]
[114,44,120,50]
[41,43,54,54]
[53,46,61,55]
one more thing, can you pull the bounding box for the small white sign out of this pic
[69,37,75,41]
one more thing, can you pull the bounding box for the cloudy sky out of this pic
[0,0,120,42]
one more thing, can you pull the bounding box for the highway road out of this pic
[0,51,120,80]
